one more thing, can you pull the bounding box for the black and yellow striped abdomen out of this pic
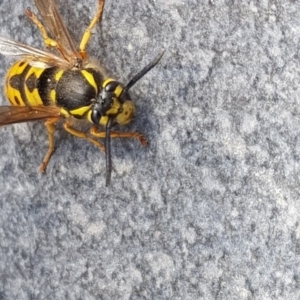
[5,61,46,106]
[5,61,104,116]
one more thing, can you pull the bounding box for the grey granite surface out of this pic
[1,0,300,299]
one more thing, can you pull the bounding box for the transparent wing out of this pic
[32,0,79,58]
[0,106,62,125]
[0,37,72,68]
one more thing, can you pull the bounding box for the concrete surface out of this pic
[0,0,300,299]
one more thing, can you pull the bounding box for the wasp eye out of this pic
[91,108,101,124]
[99,90,114,113]
[105,81,119,92]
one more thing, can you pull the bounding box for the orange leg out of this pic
[24,8,71,60]
[63,122,106,152]
[25,8,59,49]
[90,126,148,146]
[79,0,105,58]
[39,118,59,173]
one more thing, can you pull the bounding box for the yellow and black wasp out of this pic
[0,0,163,185]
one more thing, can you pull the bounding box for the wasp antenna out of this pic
[105,117,113,187]
[125,50,165,91]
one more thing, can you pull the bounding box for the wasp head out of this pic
[91,79,135,126]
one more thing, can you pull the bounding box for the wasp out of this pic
[0,0,163,186]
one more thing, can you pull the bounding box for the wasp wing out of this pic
[0,106,62,125]
[32,0,79,60]
[0,37,72,68]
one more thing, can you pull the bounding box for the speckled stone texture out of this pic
[1,0,300,299]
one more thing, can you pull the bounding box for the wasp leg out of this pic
[79,0,105,57]
[63,122,106,152]
[25,8,71,60]
[39,118,59,173]
[25,9,59,49]
[90,127,148,146]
